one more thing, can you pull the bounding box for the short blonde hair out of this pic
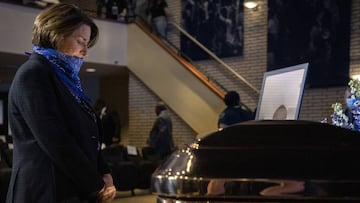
[32,3,98,50]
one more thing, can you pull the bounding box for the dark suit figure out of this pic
[6,3,116,203]
[218,91,253,129]
[94,99,121,147]
[147,102,174,160]
[7,53,110,203]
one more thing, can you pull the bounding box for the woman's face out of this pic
[58,24,91,58]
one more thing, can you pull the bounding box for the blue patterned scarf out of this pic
[32,45,91,104]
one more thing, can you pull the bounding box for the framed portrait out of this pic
[256,63,309,120]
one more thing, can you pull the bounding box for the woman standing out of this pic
[6,3,116,203]
[148,0,170,39]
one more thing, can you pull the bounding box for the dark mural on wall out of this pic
[267,0,351,88]
[181,0,244,61]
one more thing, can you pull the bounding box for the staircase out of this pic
[127,21,225,135]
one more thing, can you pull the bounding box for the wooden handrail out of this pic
[134,19,226,99]
[169,22,260,95]
[133,17,256,112]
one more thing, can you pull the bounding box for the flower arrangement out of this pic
[331,79,360,131]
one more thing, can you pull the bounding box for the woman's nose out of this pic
[80,48,87,57]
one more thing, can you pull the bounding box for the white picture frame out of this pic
[256,63,309,120]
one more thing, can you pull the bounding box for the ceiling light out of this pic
[244,1,259,9]
[85,68,96,73]
[351,74,360,81]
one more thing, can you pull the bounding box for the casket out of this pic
[151,120,360,202]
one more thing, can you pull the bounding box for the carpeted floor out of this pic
[112,189,157,203]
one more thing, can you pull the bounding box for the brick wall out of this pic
[127,74,196,149]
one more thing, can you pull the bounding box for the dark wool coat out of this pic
[147,110,174,159]
[6,53,110,203]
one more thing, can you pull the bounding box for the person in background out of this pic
[118,0,129,23]
[135,0,150,23]
[94,99,122,147]
[96,0,127,21]
[147,101,175,160]
[148,0,170,40]
[6,3,116,203]
[218,90,254,129]
[96,0,107,18]
[106,0,119,20]
[344,87,358,130]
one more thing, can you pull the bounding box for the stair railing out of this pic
[168,21,260,96]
